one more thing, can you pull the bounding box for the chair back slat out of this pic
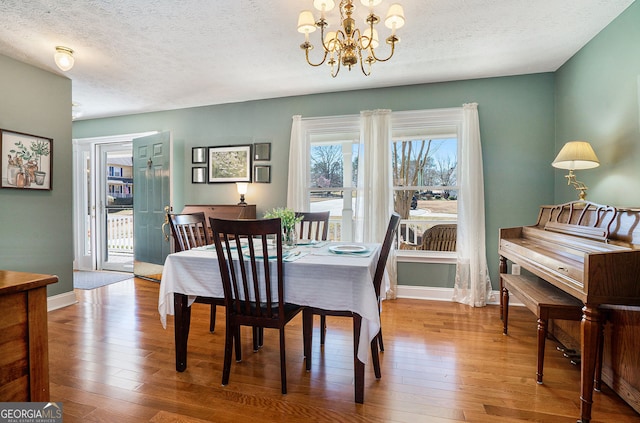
[210,218,285,327]
[295,211,330,241]
[168,212,210,252]
[373,213,402,299]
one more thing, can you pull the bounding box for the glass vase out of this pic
[283,226,297,250]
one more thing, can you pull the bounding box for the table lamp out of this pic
[236,182,248,206]
[552,141,599,201]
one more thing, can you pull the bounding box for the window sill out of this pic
[396,250,456,264]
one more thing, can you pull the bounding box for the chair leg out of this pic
[234,326,242,362]
[320,315,327,346]
[209,304,216,332]
[279,328,287,394]
[252,327,260,352]
[377,328,384,352]
[222,321,234,386]
[371,333,381,379]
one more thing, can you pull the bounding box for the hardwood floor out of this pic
[48,278,640,422]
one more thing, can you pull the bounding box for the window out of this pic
[298,108,463,257]
[392,136,458,253]
[308,138,359,241]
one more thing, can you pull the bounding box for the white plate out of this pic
[329,245,368,254]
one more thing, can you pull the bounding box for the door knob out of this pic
[161,206,171,241]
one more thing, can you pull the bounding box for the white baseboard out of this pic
[47,291,78,311]
[396,285,523,306]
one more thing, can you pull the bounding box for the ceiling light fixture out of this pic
[54,46,75,71]
[298,0,405,77]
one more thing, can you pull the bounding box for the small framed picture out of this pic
[208,145,252,183]
[192,167,207,184]
[254,165,271,183]
[254,142,271,161]
[1,129,53,190]
[192,147,207,164]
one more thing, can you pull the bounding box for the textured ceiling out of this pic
[0,0,634,120]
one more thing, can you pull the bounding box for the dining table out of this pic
[158,240,382,403]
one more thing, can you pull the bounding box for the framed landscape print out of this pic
[1,129,53,190]
[208,145,252,183]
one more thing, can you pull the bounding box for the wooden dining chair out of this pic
[303,212,401,379]
[295,211,330,242]
[210,217,304,394]
[168,212,222,332]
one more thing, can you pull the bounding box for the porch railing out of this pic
[107,212,133,253]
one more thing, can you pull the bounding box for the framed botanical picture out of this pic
[208,145,252,183]
[254,142,271,161]
[192,147,207,164]
[192,167,207,184]
[254,165,271,183]
[1,129,53,190]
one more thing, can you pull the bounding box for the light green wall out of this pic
[555,1,640,206]
[74,74,556,288]
[0,54,74,296]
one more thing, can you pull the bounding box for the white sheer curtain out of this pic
[452,103,492,307]
[355,110,397,298]
[286,115,308,211]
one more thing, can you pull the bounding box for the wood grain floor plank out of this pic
[45,278,639,422]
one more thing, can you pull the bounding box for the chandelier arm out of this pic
[304,47,329,67]
[331,56,342,78]
[369,38,397,63]
[358,48,372,76]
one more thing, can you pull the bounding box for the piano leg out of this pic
[578,305,601,423]
[499,256,507,320]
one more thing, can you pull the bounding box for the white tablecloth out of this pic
[158,242,381,363]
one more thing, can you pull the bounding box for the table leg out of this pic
[353,313,364,404]
[174,293,192,372]
[578,305,600,423]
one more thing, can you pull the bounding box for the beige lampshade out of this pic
[297,10,317,34]
[384,4,405,30]
[552,141,600,170]
[313,0,335,12]
[236,182,248,195]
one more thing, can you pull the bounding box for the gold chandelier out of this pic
[297,0,405,77]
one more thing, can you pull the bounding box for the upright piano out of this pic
[499,201,640,423]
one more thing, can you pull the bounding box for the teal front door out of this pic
[133,131,171,280]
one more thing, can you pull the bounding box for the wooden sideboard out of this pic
[178,204,257,244]
[0,270,58,401]
[181,204,256,222]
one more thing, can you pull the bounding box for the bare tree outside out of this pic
[392,138,457,218]
[311,144,344,189]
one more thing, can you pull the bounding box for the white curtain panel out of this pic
[286,115,309,211]
[452,103,493,307]
[355,109,397,298]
